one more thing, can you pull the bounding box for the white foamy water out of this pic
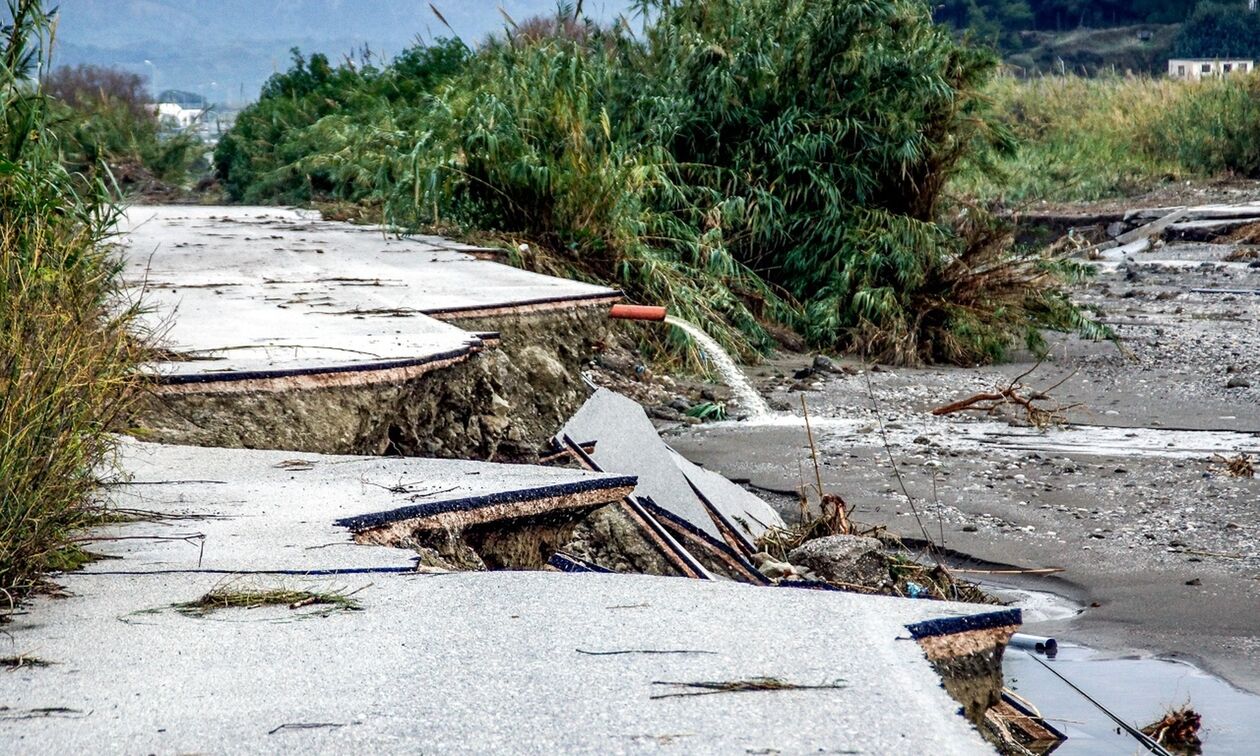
[666,316,773,419]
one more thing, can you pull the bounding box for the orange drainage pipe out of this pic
[609,304,667,322]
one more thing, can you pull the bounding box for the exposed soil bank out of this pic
[134,305,613,461]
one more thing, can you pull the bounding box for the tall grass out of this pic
[0,0,141,598]
[218,1,1106,365]
[961,71,1260,203]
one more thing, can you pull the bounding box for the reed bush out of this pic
[217,0,1106,364]
[0,0,141,597]
[964,71,1260,202]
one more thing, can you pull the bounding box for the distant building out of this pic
[1168,58,1255,81]
[151,89,208,130]
[153,101,205,129]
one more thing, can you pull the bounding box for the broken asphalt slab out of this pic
[120,205,618,384]
[1,571,1004,754]
[3,437,1013,753]
[88,438,634,575]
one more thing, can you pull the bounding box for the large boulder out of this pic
[788,535,888,588]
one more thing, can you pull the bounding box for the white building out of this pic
[153,101,205,130]
[1168,58,1254,81]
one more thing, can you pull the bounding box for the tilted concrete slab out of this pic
[89,439,634,575]
[558,389,726,543]
[1,570,999,754]
[119,206,618,383]
[667,447,784,552]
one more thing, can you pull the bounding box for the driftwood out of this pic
[930,362,1079,428]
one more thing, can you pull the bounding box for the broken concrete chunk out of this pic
[122,206,620,460]
[558,388,725,542]
[787,535,888,588]
[667,448,784,552]
[555,388,784,582]
[906,609,1022,726]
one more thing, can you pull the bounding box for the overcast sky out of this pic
[53,1,637,105]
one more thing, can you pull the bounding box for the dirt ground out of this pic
[659,229,1260,694]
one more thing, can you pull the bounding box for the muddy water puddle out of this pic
[991,583,1260,754]
[1005,645,1260,754]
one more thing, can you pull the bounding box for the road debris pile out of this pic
[1141,706,1203,754]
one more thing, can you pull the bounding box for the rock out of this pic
[759,559,799,580]
[792,367,815,380]
[648,406,683,422]
[812,354,838,373]
[595,352,634,376]
[787,535,887,588]
[750,552,799,580]
[1226,375,1251,389]
[1185,578,1202,586]
[668,397,691,412]
[700,388,717,401]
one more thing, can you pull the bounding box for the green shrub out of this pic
[1,0,141,596]
[43,63,201,190]
[214,40,468,204]
[965,71,1260,204]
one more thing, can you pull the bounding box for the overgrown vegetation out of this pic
[43,63,203,192]
[960,71,1260,203]
[0,1,141,599]
[218,0,1098,365]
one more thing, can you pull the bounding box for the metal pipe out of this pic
[1010,633,1058,656]
[609,304,667,322]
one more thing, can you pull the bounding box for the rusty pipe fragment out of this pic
[609,304,667,322]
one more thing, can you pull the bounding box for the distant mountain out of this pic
[53,1,636,106]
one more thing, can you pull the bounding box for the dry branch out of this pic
[931,362,1079,427]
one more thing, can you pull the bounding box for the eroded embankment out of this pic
[133,305,613,462]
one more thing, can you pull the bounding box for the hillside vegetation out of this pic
[217,0,1101,366]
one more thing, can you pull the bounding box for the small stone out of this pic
[961,525,979,532]
[913,435,931,445]
[792,367,815,380]
[1226,375,1251,389]
[758,559,799,580]
[812,354,837,373]
[1185,578,1202,586]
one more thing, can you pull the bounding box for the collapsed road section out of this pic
[1,438,1019,754]
[122,205,620,460]
[0,205,1062,752]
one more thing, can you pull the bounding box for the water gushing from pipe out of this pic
[665,316,772,420]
